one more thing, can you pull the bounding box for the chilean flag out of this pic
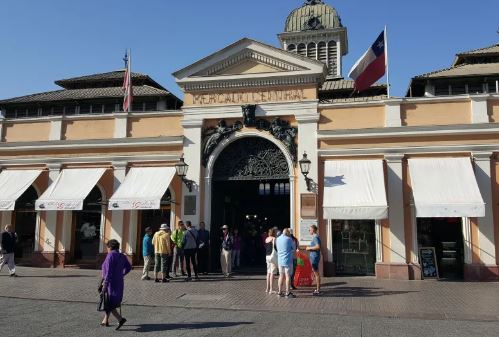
[348,30,386,93]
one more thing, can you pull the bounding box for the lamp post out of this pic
[299,152,312,192]
[175,154,193,192]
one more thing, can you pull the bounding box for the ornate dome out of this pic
[285,0,342,32]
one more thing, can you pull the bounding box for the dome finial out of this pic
[305,0,324,5]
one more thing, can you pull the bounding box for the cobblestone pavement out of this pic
[2,297,499,337]
[0,267,498,323]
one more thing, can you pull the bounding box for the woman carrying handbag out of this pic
[99,239,132,330]
[264,228,278,294]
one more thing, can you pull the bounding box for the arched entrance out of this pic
[13,185,39,262]
[71,186,103,262]
[210,136,291,271]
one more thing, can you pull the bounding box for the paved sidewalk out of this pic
[1,267,498,322]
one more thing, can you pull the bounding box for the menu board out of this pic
[419,247,439,279]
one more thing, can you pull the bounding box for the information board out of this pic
[299,219,318,245]
[419,247,439,279]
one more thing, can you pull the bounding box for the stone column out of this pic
[473,152,497,279]
[181,119,203,227]
[382,154,409,279]
[41,164,61,266]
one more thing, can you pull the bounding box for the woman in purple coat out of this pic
[99,239,132,330]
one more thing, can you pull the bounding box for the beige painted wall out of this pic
[319,106,385,130]
[128,116,183,138]
[488,100,499,123]
[62,119,115,140]
[401,101,471,126]
[2,122,51,142]
[320,134,499,149]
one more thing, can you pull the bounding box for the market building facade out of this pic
[1,0,498,280]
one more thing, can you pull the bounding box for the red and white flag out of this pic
[122,50,133,112]
[348,30,386,93]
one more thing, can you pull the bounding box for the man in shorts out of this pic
[306,225,321,296]
[275,228,295,298]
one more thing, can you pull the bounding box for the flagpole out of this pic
[384,25,391,99]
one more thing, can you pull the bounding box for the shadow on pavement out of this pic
[317,286,418,297]
[127,321,253,332]
[4,274,96,278]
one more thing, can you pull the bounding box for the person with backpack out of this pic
[183,221,199,281]
[171,221,186,277]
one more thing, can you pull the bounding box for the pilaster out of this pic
[181,119,203,225]
[385,99,402,127]
[473,152,496,265]
[110,162,127,242]
[49,117,63,141]
[471,95,490,124]
[385,154,407,264]
[113,113,128,138]
[43,164,61,253]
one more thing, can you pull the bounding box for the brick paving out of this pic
[0,267,498,322]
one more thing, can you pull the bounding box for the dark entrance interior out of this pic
[332,220,376,276]
[72,186,102,262]
[137,189,172,264]
[13,185,38,262]
[417,217,464,279]
[210,137,290,272]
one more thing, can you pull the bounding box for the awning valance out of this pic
[323,160,388,220]
[35,168,106,210]
[0,170,43,210]
[408,157,485,218]
[108,167,176,210]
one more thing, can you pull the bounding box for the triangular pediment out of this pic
[173,38,327,91]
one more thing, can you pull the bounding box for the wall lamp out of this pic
[299,152,312,192]
[175,154,194,192]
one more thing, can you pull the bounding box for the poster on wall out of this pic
[299,219,318,245]
[184,195,196,216]
[300,193,317,219]
[419,247,439,279]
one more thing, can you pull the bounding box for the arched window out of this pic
[297,43,306,57]
[307,42,317,60]
[287,44,296,53]
[318,41,327,65]
[327,40,338,76]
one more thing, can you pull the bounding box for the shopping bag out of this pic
[293,251,313,287]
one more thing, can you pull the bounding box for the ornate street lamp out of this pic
[299,152,312,192]
[175,154,193,192]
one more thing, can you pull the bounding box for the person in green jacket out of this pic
[171,221,186,277]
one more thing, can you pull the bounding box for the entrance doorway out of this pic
[137,189,172,264]
[417,217,464,279]
[13,185,38,262]
[210,137,291,272]
[72,186,102,262]
[332,220,376,276]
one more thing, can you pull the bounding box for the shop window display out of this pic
[332,220,376,276]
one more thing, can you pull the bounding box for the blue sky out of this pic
[0,0,498,100]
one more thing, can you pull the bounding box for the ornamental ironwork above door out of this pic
[212,137,289,181]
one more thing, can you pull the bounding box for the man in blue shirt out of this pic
[275,228,295,298]
[141,227,154,280]
[306,225,321,295]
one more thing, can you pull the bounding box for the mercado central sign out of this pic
[188,88,309,106]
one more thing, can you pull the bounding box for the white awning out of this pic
[408,158,485,218]
[35,168,106,210]
[0,170,43,210]
[108,167,176,210]
[323,160,388,220]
